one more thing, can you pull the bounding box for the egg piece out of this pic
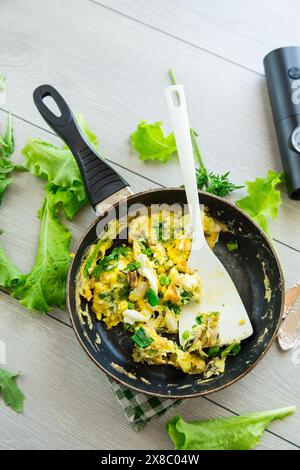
[123,309,151,325]
[151,243,167,265]
[177,272,201,293]
[165,310,178,333]
[136,254,158,294]
[129,280,149,301]
[163,283,181,303]
[128,215,150,242]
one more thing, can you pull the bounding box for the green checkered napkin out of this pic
[108,378,181,430]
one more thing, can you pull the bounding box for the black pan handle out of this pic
[33,84,128,208]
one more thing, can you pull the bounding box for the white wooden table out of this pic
[0,0,300,450]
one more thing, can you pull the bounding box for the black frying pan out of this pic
[33,85,284,399]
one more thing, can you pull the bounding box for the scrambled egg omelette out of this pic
[77,210,240,378]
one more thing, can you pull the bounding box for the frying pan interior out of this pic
[67,189,284,399]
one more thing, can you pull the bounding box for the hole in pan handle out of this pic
[33,84,128,209]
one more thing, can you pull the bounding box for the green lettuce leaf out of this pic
[45,184,86,220]
[131,121,176,163]
[76,113,99,151]
[0,368,25,413]
[12,194,72,313]
[0,243,20,288]
[22,139,86,219]
[0,177,12,204]
[166,406,296,450]
[0,114,15,204]
[236,170,283,238]
[21,115,97,219]
[0,113,14,159]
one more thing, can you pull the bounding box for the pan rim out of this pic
[66,188,285,399]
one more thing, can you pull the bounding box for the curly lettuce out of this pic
[0,113,15,204]
[21,114,98,220]
[0,242,20,288]
[236,170,283,238]
[130,121,176,163]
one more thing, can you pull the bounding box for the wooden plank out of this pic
[0,294,297,450]
[0,0,299,249]
[99,0,300,74]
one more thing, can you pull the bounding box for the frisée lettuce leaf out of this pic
[0,242,20,288]
[0,113,15,204]
[236,170,283,239]
[130,121,177,163]
[21,114,97,220]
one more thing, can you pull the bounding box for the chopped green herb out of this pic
[99,291,111,300]
[144,349,157,356]
[227,240,238,252]
[166,301,181,315]
[131,327,154,349]
[142,247,153,256]
[127,261,141,272]
[154,222,164,241]
[140,241,153,257]
[93,246,128,277]
[181,291,193,303]
[196,315,203,325]
[207,346,220,357]
[182,330,190,341]
[127,301,135,309]
[221,342,241,358]
[84,239,104,276]
[146,288,159,307]
[160,275,171,286]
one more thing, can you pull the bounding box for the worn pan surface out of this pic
[33,85,284,399]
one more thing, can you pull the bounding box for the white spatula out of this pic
[165,84,253,347]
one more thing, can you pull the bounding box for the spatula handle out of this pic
[165,85,206,249]
[33,84,128,209]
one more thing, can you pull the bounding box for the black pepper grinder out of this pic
[264,46,300,199]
